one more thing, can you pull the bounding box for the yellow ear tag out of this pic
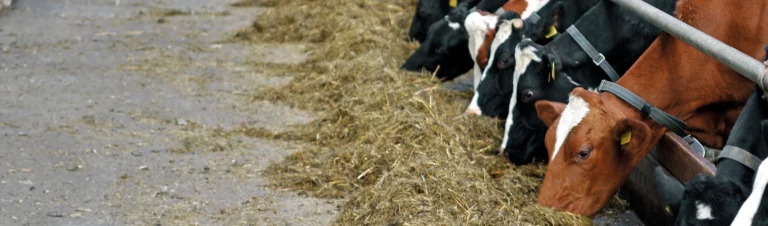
[545,26,558,39]
[449,0,458,7]
[620,131,632,145]
[548,62,556,82]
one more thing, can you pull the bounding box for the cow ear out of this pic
[543,52,562,70]
[535,100,566,127]
[612,118,654,165]
[653,166,685,215]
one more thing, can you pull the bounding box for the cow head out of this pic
[499,40,582,164]
[408,0,455,43]
[654,168,747,225]
[467,0,599,117]
[534,88,655,216]
[467,14,525,118]
[402,6,474,81]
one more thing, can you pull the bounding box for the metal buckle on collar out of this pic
[683,135,706,157]
[528,13,540,24]
[593,53,606,66]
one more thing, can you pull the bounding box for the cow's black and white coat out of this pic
[467,0,600,118]
[409,0,481,43]
[402,0,509,81]
[495,0,676,164]
[464,0,548,95]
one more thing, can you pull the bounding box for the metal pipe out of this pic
[611,0,768,90]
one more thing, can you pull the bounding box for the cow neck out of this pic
[597,81,705,156]
[715,89,768,195]
[546,0,621,81]
[596,4,762,151]
[599,84,670,153]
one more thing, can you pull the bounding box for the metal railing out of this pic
[611,0,768,90]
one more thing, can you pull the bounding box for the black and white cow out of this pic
[654,48,768,226]
[402,0,509,81]
[464,0,546,94]
[409,0,475,43]
[465,0,600,117]
[732,155,768,226]
[495,0,676,164]
[402,4,476,81]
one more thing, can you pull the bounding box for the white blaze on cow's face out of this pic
[446,16,461,30]
[731,160,768,225]
[499,44,540,152]
[465,19,515,116]
[550,95,590,161]
[695,201,715,220]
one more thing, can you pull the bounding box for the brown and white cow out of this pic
[533,0,768,217]
[465,0,534,91]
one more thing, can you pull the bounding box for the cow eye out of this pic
[578,146,593,159]
[522,90,535,101]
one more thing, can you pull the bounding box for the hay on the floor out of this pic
[232,0,628,225]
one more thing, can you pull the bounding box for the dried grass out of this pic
[232,0,628,225]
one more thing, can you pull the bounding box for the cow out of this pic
[495,0,676,165]
[402,0,514,81]
[653,49,768,226]
[465,0,531,90]
[732,153,768,225]
[408,0,476,43]
[532,0,768,217]
[465,0,601,117]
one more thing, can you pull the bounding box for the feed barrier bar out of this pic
[611,0,768,90]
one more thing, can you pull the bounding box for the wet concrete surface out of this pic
[0,0,337,225]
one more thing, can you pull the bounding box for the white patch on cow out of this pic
[482,19,515,82]
[446,15,461,30]
[464,18,513,115]
[565,75,581,86]
[499,44,541,152]
[731,160,768,226]
[521,0,550,19]
[466,93,482,115]
[551,95,590,161]
[695,201,715,220]
[464,12,498,91]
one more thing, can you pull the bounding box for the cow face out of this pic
[655,170,746,226]
[500,40,581,164]
[470,18,527,118]
[534,88,656,217]
[468,0,580,117]
[408,0,454,43]
[402,7,474,81]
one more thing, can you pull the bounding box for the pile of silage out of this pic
[232,0,627,225]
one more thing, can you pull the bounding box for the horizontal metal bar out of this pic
[611,0,767,90]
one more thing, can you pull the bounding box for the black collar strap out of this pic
[597,80,707,156]
[718,145,763,172]
[566,26,621,82]
[528,12,540,24]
